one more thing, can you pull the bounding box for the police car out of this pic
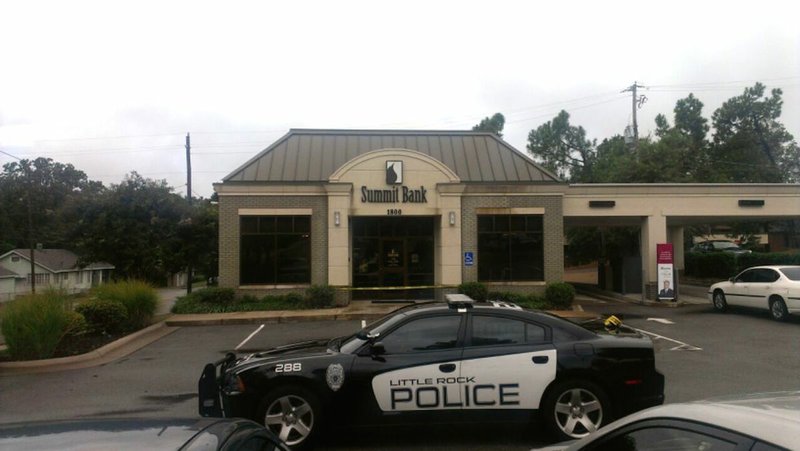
[199,296,664,449]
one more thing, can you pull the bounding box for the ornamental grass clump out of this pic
[92,280,157,330]
[0,290,74,361]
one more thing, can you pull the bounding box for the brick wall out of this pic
[218,195,328,289]
[461,195,564,295]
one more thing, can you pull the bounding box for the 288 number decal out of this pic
[275,363,302,373]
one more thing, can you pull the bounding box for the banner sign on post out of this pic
[656,243,675,301]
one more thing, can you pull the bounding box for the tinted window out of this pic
[759,269,780,283]
[590,426,737,451]
[736,270,757,283]
[470,315,546,346]
[380,315,461,354]
[780,267,800,281]
[478,215,544,282]
[240,215,311,285]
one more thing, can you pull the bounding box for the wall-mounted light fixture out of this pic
[334,211,341,226]
[449,211,456,226]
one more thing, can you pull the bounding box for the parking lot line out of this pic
[235,324,265,350]
[633,327,703,351]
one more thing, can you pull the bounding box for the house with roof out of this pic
[0,249,114,302]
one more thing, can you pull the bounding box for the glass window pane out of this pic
[471,316,525,346]
[510,232,544,281]
[241,217,258,234]
[526,323,546,343]
[276,234,310,283]
[353,238,380,276]
[276,216,292,233]
[494,215,509,232]
[240,235,275,284]
[294,216,310,233]
[260,217,275,233]
[381,316,461,354]
[478,216,493,232]
[526,215,543,232]
[509,216,525,232]
[478,233,510,281]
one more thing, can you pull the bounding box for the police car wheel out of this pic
[258,385,321,449]
[542,380,610,441]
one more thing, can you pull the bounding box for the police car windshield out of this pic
[337,313,409,354]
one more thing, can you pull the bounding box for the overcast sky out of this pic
[1,0,798,197]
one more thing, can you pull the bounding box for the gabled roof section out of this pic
[0,266,21,279]
[222,129,562,183]
[2,249,115,273]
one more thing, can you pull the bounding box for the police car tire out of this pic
[257,384,322,450]
[541,379,610,442]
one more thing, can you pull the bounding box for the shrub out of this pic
[76,299,129,335]
[458,282,488,301]
[305,285,335,308]
[92,280,157,330]
[545,282,575,309]
[63,311,89,338]
[685,252,737,279]
[1,290,73,360]
[516,294,548,310]
[487,291,524,304]
[190,287,236,305]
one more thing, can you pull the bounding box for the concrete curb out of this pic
[0,322,178,376]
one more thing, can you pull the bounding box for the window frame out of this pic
[464,313,551,348]
[239,215,312,286]
[477,214,544,282]
[365,313,466,355]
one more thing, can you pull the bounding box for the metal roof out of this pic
[222,129,561,183]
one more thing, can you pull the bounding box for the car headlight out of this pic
[222,372,246,396]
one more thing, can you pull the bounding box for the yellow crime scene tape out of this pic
[336,285,458,292]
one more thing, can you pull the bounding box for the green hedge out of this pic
[462,282,574,310]
[171,285,335,314]
[0,290,74,360]
[92,280,157,330]
[685,252,800,279]
[76,299,129,335]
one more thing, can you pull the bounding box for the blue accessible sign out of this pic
[464,252,474,266]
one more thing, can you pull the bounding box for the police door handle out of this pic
[532,356,549,364]
[439,363,457,373]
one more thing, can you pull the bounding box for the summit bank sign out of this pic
[360,160,428,204]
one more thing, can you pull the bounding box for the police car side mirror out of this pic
[371,342,386,356]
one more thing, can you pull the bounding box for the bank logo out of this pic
[386,161,403,185]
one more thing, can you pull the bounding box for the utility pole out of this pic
[621,81,646,151]
[185,133,193,295]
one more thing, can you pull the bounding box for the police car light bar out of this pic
[445,294,475,308]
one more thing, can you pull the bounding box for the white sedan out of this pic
[708,265,800,321]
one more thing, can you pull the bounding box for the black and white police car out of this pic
[199,296,664,449]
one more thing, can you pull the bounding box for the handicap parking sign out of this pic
[464,252,474,266]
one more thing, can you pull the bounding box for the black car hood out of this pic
[230,339,334,371]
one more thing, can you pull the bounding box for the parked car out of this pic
[709,265,800,321]
[532,391,800,450]
[0,417,289,451]
[692,239,752,255]
[199,297,664,449]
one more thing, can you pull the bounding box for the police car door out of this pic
[459,312,556,415]
[349,313,466,424]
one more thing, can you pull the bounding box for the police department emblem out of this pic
[326,363,345,391]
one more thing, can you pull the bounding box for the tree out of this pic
[710,83,800,183]
[526,110,596,181]
[472,113,506,137]
[67,172,191,283]
[0,158,103,252]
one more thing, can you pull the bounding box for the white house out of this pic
[0,249,114,302]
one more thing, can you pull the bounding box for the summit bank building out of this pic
[215,129,800,303]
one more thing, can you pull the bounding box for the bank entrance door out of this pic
[352,217,434,300]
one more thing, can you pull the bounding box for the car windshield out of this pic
[780,267,800,281]
[335,310,410,354]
